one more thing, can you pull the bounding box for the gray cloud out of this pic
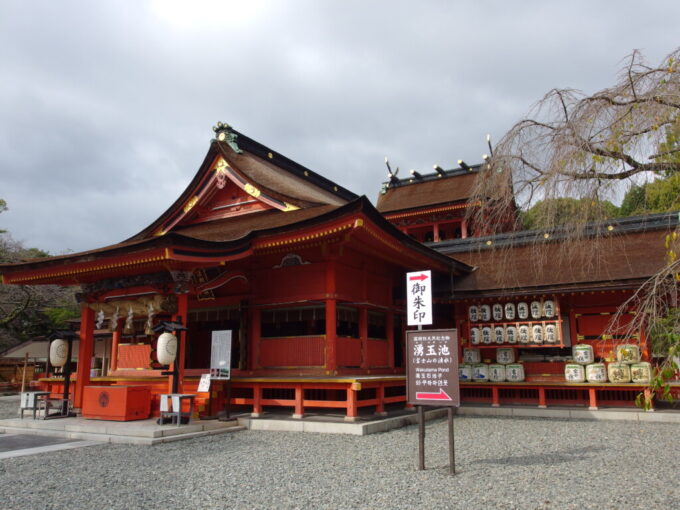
[0,0,678,253]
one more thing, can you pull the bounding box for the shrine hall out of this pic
[1,123,677,420]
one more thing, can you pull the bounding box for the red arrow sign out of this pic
[415,388,452,401]
[409,273,429,281]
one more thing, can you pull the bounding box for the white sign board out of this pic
[406,270,432,326]
[198,373,211,392]
[210,330,232,380]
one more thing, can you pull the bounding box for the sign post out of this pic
[406,328,459,474]
[406,270,459,474]
[210,330,232,420]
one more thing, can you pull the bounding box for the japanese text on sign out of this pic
[407,329,460,406]
[406,270,432,326]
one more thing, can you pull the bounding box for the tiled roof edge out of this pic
[432,211,680,254]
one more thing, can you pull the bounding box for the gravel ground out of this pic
[1,394,678,510]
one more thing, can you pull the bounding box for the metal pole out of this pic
[418,405,425,470]
[448,407,456,475]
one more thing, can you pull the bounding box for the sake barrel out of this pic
[463,348,481,364]
[458,363,472,381]
[607,362,631,383]
[631,362,652,384]
[585,363,607,383]
[470,327,481,345]
[616,344,641,364]
[489,364,506,382]
[564,363,586,383]
[572,344,594,365]
[505,363,525,382]
[49,339,69,367]
[472,363,489,382]
[496,347,516,364]
[157,332,178,365]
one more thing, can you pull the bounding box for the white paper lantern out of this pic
[470,327,481,345]
[544,323,558,344]
[530,301,542,319]
[494,326,505,344]
[543,300,556,318]
[49,339,69,367]
[505,326,517,344]
[480,305,491,322]
[504,302,516,320]
[531,324,543,344]
[492,304,503,321]
[482,327,493,345]
[157,332,178,365]
[518,325,530,344]
[468,305,479,322]
[517,302,529,319]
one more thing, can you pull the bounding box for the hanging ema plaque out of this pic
[407,329,460,407]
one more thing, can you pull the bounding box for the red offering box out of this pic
[82,385,151,421]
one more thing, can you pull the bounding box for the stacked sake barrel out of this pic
[565,343,651,384]
[459,348,524,382]
[565,344,601,383]
[610,345,652,384]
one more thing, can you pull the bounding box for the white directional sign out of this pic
[406,270,432,326]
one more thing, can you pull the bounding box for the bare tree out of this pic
[472,47,679,236]
[467,47,680,401]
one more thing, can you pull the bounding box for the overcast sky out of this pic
[1,1,678,254]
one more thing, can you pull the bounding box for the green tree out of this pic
[522,197,619,230]
[0,201,78,353]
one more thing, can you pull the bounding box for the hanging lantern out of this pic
[50,339,69,367]
[157,332,178,365]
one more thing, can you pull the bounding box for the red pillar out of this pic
[386,310,395,370]
[491,386,500,407]
[250,308,261,371]
[359,307,368,369]
[252,383,262,417]
[109,320,121,373]
[169,293,189,394]
[461,219,468,239]
[176,294,188,394]
[433,223,440,242]
[325,260,337,373]
[538,387,547,408]
[293,385,304,418]
[346,385,358,421]
[588,388,598,410]
[74,305,95,409]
